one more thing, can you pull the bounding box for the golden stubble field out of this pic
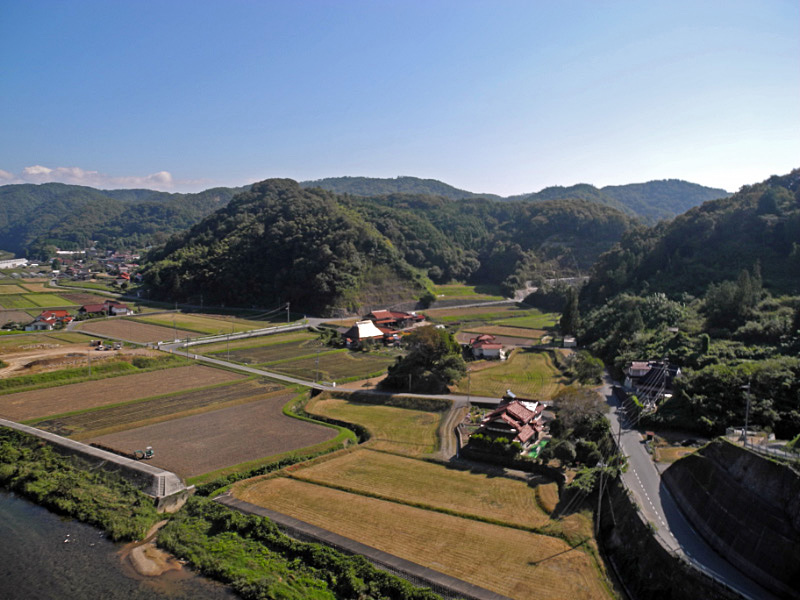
[236,476,609,600]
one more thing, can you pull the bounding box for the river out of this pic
[0,490,237,600]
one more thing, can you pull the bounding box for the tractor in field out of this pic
[133,446,154,460]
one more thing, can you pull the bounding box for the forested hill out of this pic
[302,176,728,223]
[300,176,503,201]
[143,179,635,314]
[582,169,800,305]
[521,180,730,222]
[0,182,244,257]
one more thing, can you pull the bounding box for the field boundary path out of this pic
[601,375,777,600]
[216,492,511,600]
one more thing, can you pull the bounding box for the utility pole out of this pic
[595,461,606,536]
[741,382,752,447]
[315,347,320,383]
[467,369,471,404]
[286,302,290,324]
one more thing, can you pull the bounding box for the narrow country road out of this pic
[600,376,778,600]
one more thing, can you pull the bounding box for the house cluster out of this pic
[55,247,140,283]
[342,309,426,347]
[623,359,681,408]
[472,391,546,450]
[78,299,133,317]
[468,333,506,360]
[25,310,74,331]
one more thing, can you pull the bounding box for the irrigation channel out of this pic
[0,491,236,600]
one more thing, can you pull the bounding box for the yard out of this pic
[235,477,610,600]
[88,392,338,479]
[0,365,244,421]
[305,397,442,455]
[453,348,569,399]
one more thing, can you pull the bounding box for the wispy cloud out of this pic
[0,165,211,191]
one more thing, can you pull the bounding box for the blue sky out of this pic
[1,0,797,195]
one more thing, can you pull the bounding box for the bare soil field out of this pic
[236,477,609,600]
[289,449,551,528]
[0,365,244,421]
[60,292,111,305]
[33,379,285,438]
[0,345,154,380]
[77,319,196,343]
[89,393,337,478]
[0,310,31,326]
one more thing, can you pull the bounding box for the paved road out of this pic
[601,377,778,600]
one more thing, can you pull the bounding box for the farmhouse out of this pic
[475,396,545,449]
[364,309,425,330]
[469,333,506,360]
[25,310,74,331]
[78,299,133,317]
[623,359,681,407]
[343,319,388,347]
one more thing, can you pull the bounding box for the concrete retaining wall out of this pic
[0,419,191,511]
[662,439,800,599]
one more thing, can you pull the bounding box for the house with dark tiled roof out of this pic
[474,397,545,449]
[364,309,425,330]
[623,359,681,408]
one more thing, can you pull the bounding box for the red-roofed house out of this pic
[364,309,425,330]
[469,334,506,360]
[474,399,545,449]
[78,300,133,317]
[25,310,73,331]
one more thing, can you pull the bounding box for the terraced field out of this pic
[289,449,551,528]
[306,397,442,455]
[31,378,285,438]
[236,477,608,600]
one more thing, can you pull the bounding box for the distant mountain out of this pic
[300,176,503,201]
[521,180,730,223]
[0,182,244,257]
[301,175,729,223]
[582,169,800,304]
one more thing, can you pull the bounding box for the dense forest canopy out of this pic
[142,179,637,314]
[0,183,244,257]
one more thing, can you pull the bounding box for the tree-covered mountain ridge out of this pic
[0,176,726,258]
[142,179,636,315]
[301,176,730,222]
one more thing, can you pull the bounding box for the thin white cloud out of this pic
[3,165,182,191]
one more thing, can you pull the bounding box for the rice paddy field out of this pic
[214,336,324,364]
[305,397,442,455]
[30,378,285,439]
[235,477,609,600]
[266,351,397,383]
[432,284,505,300]
[76,319,193,343]
[463,324,548,339]
[131,312,281,335]
[0,293,76,309]
[452,349,569,399]
[198,331,315,355]
[289,448,552,528]
[0,284,27,294]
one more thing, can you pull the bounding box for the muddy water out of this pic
[0,491,236,600]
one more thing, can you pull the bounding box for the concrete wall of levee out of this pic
[662,438,800,600]
[0,418,193,512]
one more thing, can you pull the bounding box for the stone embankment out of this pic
[662,438,800,600]
[0,418,192,512]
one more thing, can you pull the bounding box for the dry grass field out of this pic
[289,449,551,528]
[452,349,568,399]
[0,310,33,326]
[236,477,609,600]
[198,331,316,355]
[0,284,27,294]
[306,397,441,455]
[132,313,278,335]
[0,365,244,421]
[463,324,547,339]
[18,283,59,293]
[77,319,193,343]
[60,292,111,305]
[90,392,337,478]
[32,378,285,438]
[422,304,525,319]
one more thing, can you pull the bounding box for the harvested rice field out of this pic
[266,351,396,383]
[132,312,279,335]
[76,319,193,343]
[452,349,568,399]
[31,378,285,439]
[463,324,548,339]
[0,365,244,421]
[289,448,551,528]
[235,477,610,600]
[89,392,337,478]
[198,331,316,355]
[306,397,441,455]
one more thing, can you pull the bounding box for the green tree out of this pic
[560,287,581,336]
[380,326,466,393]
[575,351,604,384]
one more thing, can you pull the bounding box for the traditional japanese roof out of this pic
[343,319,385,340]
[480,399,543,445]
[39,310,70,320]
[80,303,107,313]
